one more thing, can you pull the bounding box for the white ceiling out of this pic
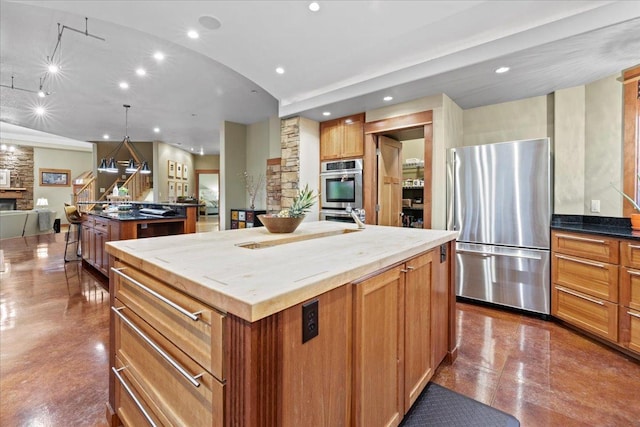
[1,1,639,155]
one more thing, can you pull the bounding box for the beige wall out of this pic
[220,121,247,230]
[554,86,586,214]
[246,120,270,210]
[155,142,195,201]
[299,117,320,222]
[462,95,553,146]
[33,147,92,224]
[584,74,623,217]
[194,155,220,170]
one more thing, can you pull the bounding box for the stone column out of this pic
[280,117,300,210]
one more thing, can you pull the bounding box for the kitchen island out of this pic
[105,222,458,426]
[80,202,198,276]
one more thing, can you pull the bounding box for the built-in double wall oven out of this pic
[319,158,363,223]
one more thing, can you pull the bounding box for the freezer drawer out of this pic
[456,243,550,314]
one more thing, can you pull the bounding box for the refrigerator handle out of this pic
[457,248,542,261]
[446,150,456,231]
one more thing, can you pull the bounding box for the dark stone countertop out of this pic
[551,214,640,241]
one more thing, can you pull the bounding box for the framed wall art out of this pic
[40,168,70,186]
[176,181,183,197]
[184,183,189,196]
[176,163,183,179]
[0,169,9,188]
[168,181,176,197]
[168,160,176,178]
[182,164,188,180]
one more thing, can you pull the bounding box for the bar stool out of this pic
[64,204,83,262]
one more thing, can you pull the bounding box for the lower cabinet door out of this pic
[619,306,640,354]
[620,267,640,311]
[552,285,618,341]
[114,300,224,427]
[353,266,404,427]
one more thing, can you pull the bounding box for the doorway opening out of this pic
[195,169,219,219]
[363,111,433,228]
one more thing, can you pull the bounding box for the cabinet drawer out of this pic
[113,261,225,380]
[552,253,618,302]
[94,216,109,231]
[114,302,224,427]
[621,241,640,269]
[552,285,618,342]
[620,267,640,311]
[619,306,640,354]
[552,231,619,264]
[113,360,163,427]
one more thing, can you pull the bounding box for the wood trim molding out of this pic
[363,111,433,228]
[623,65,640,217]
[364,111,433,134]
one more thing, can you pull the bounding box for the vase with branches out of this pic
[242,171,265,210]
[612,174,640,230]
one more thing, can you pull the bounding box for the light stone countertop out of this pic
[106,221,458,322]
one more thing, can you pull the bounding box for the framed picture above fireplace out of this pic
[0,169,9,188]
[40,168,70,187]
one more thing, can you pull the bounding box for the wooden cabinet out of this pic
[82,216,117,276]
[354,249,441,426]
[111,260,225,426]
[620,241,640,353]
[552,231,619,341]
[403,252,433,412]
[320,113,365,160]
[552,231,640,357]
[107,240,456,427]
[230,209,265,229]
[354,266,404,427]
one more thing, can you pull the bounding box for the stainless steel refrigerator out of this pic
[447,138,551,314]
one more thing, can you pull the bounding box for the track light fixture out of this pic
[97,104,152,175]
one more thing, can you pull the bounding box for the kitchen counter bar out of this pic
[551,214,639,241]
[106,221,458,321]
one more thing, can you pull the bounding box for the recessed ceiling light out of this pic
[136,68,146,76]
[190,147,194,152]
[275,67,285,74]
[187,30,199,39]
[345,119,353,124]
[153,51,165,61]
[119,81,129,89]
[309,2,320,12]
[103,134,109,139]
[383,96,393,101]
[322,111,331,116]
[35,106,45,115]
[495,66,510,74]
[47,63,59,74]
[153,127,160,133]
[199,15,222,30]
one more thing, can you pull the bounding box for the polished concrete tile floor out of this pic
[1,232,640,426]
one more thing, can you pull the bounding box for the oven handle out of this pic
[320,170,362,177]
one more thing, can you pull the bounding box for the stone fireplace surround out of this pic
[0,146,34,210]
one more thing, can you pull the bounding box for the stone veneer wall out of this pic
[280,117,300,210]
[0,146,34,210]
[266,158,282,214]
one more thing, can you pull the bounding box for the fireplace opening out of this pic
[0,199,17,211]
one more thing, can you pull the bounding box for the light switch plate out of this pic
[590,200,600,213]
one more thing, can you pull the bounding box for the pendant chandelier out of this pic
[97,104,151,175]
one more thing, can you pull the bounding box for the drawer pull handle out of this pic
[556,233,606,244]
[555,254,606,269]
[112,367,158,427]
[556,286,605,306]
[628,244,640,250]
[112,306,204,388]
[628,270,640,277]
[112,267,202,321]
[628,310,640,320]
